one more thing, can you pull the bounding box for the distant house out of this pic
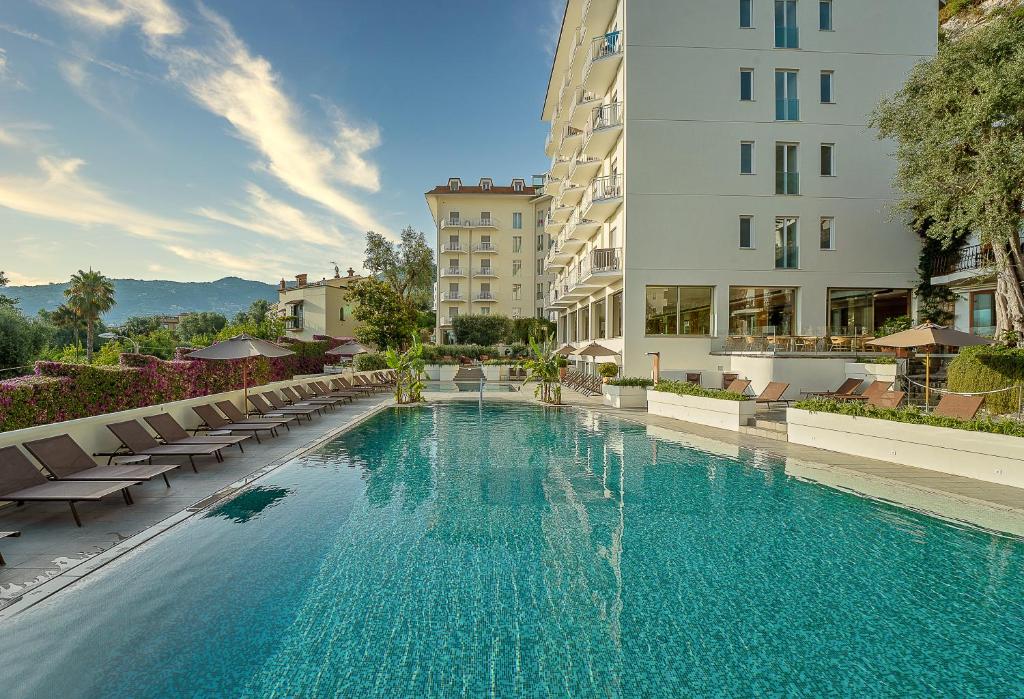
[277,269,364,341]
[158,313,191,332]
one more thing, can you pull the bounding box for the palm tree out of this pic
[524,336,561,404]
[65,269,115,363]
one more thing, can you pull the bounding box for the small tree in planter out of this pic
[385,333,426,404]
[597,362,619,382]
[524,336,562,404]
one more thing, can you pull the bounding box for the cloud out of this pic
[195,183,343,247]
[0,47,27,89]
[0,154,200,240]
[40,0,185,39]
[58,59,143,133]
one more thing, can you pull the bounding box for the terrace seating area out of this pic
[722,334,883,353]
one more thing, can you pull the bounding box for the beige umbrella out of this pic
[553,344,577,357]
[574,342,621,358]
[186,334,295,409]
[326,341,368,357]
[866,323,992,404]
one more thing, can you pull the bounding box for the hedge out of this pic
[608,377,654,388]
[354,353,389,372]
[794,398,1024,438]
[946,345,1024,415]
[0,336,344,432]
[652,379,749,402]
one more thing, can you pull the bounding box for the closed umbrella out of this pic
[186,334,295,409]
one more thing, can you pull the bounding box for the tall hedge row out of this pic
[946,345,1024,415]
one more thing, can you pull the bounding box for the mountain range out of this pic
[5,277,279,325]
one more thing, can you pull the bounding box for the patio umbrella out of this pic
[553,344,577,357]
[574,343,620,358]
[866,323,992,403]
[186,334,295,409]
[326,341,368,357]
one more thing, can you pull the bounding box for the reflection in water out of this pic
[204,486,292,524]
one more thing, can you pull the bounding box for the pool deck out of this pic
[2,386,1024,615]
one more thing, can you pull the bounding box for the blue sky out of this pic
[0,0,561,284]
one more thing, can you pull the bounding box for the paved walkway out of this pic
[0,394,391,605]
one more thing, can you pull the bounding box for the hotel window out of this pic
[537,283,544,301]
[595,299,607,338]
[449,211,460,225]
[775,143,799,194]
[820,217,835,250]
[820,143,835,176]
[512,284,522,301]
[645,286,714,336]
[513,260,522,276]
[740,0,753,27]
[740,141,755,174]
[579,305,591,342]
[608,227,618,249]
[819,0,833,30]
[775,70,799,121]
[480,211,491,225]
[971,291,996,337]
[740,69,755,101]
[775,0,799,48]
[481,306,490,315]
[828,289,911,335]
[739,216,755,249]
[537,260,543,275]
[611,291,623,337]
[339,307,346,321]
[729,287,797,334]
[512,307,523,318]
[537,234,544,251]
[775,217,799,268]
[820,71,835,103]
[479,259,491,273]
[513,212,523,229]
[512,236,522,253]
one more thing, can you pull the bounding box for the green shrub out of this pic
[946,345,1024,415]
[653,379,749,401]
[597,362,619,378]
[876,315,914,338]
[608,377,654,387]
[854,356,896,365]
[354,352,389,372]
[451,315,510,346]
[793,398,1024,438]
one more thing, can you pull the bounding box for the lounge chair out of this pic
[214,400,295,430]
[354,374,387,391]
[299,383,354,403]
[0,446,138,527]
[755,382,792,409]
[867,391,906,409]
[933,394,985,421]
[262,390,323,414]
[287,385,344,408]
[836,380,892,402]
[144,413,250,453]
[23,434,179,488]
[310,380,360,400]
[333,377,375,394]
[192,404,281,443]
[725,378,752,396]
[250,393,320,421]
[105,420,227,470]
[0,530,20,565]
[804,378,862,399]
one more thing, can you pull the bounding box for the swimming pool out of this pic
[1,403,1022,697]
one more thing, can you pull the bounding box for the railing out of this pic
[590,174,624,202]
[560,125,583,142]
[575,87,598,106]
[473,268,498,277]
[440,292,463,302]
[931,243,996,276]
[439,317,456,326]
[588,30,622,64]
[775,26,799,49]
[473,242,498,253]
[442,217,499,229]
[775,97,800,121]
[591,247,621,273]
[775,172,800,195]
[775,244,800,269]
[439,243,465,253]
[545,212,561,228]
[587,102,623,136]
[473,292,497,301]
[283,316,303,330]
[551,155,572,171]
[440,267,464,277]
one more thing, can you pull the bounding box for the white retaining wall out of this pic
[602,385,647,409]
[646,390,755,432]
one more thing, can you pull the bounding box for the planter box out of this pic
[425,364,458,381]
[646,389,755,432]
[845,362,898,386]
[603,384,647,409]
[788,408,1024,489]
[483,365,508,381]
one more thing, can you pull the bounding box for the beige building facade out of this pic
[277,269,364,342]
[426,178,553,344]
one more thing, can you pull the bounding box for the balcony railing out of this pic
[439,316,456,327]
[591,174,624,201]
[587,102,623,135]
[589,30,622,63]
[473,242,499,253]
[775,245,800,269]
[775,97,800,121]
[283,316,303,330]
[473,268,498,277]
[439,243,465,253]
[775,26,799,49]
[931,243,996,276]
[440,267,464,277]
[442,217,499,229]
[560,125,583,143]
[591,247,621,273]
[775,172,800,195]
[440,292,463,302]
[473,292,497,301]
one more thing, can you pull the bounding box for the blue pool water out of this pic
[1,403,1023,697]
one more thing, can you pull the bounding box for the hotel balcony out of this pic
[283,315,303,331]
[550,155,573,179]
[473,292,499,302]
[440,267,466,278]
[441,216,500,230]
[931,243,997,285]
[559,178,585,207]
[472,242,499,254]
[544,130,556,158]
[581,174,623,223]
[439,316,456,327]
[582,102,623,159]
[473,267,499,278]
[551,200,575,223]
[567,208,600,242]
[440,292,466,303]
[583,31,623,96]
[544,211,565,235]
[568,155,601,186]
[577,247,622,288]
[439,242,467,254]
[582,0,618,37]
[557,125,584,157]
[569,88,602,130]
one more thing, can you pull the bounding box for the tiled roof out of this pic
[425,185,536,196]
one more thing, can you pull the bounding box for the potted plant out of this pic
[597,362,619,383]
[557,355,568,379]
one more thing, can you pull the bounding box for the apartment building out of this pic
[542,0,938,376]
[426,178,553,344]
[277,269,364,342]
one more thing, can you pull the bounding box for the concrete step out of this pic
[750,419,788,433]
[738,425,789,442]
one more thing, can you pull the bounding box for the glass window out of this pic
[481,306,490,316]
[611,291,623,337]
[828,289,911,335]
[740,0,753,27]
[820,143,835,176]
[740,142,755,174]
[729,287,797,334]
[512,284,522,300]
[775,70,799,121]
[579,305,591,342]
[971,291,996,337]
[594,299,607,338]
[480,211,491,224]
[645,286,713,336]
[513,236,522,253]
[512,260,522,276]
[740,69,754,101]
[775,217,799,268]
[820,0,833,31]
[820,71,834,103]
[740,216,754,249]
[513,212,523,229]
[775,0,799,48]
[820,217,835,250]
[775,143,799,194]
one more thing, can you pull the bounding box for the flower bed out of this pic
[653,379,749,401]
[647,381,755,431]
[793,398,1024,438]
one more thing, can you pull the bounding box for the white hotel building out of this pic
[541,0,939,377]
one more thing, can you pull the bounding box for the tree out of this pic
[523,336,561,404]
[871,10,1024,340]
[452,314,511,345]
[177,312,228,342]
[0,270,17,309]
[234,298,271,325]
[385,333,426,404]
[119,315,163,338]
[363,227,435,309]
[507,317,557,344]
[0,306,53,373]
[347,278,417,351]
[64,269,116,363]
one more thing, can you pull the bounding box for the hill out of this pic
[6,277,278,324]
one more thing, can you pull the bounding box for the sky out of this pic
[0,0,562,285]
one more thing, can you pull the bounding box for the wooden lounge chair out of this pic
[836,380,892,403]
[23,434,179,488]
[0,446,137,527]
[334,377,375,394]
[192,404,281,443]
[804,378,862,399]
[250,393,319,421]
[354,374,387,391]
[933,394,985,421]
[0,530,20,565]
[755,382,792,408]
[725,378,752,396]
[262,391,324,416]
[310,380,360,400]
[144,413,250,453]
[105,420,226,470]
[289,385,346,407]
[867,391,906,409]
[214,401,295,430]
